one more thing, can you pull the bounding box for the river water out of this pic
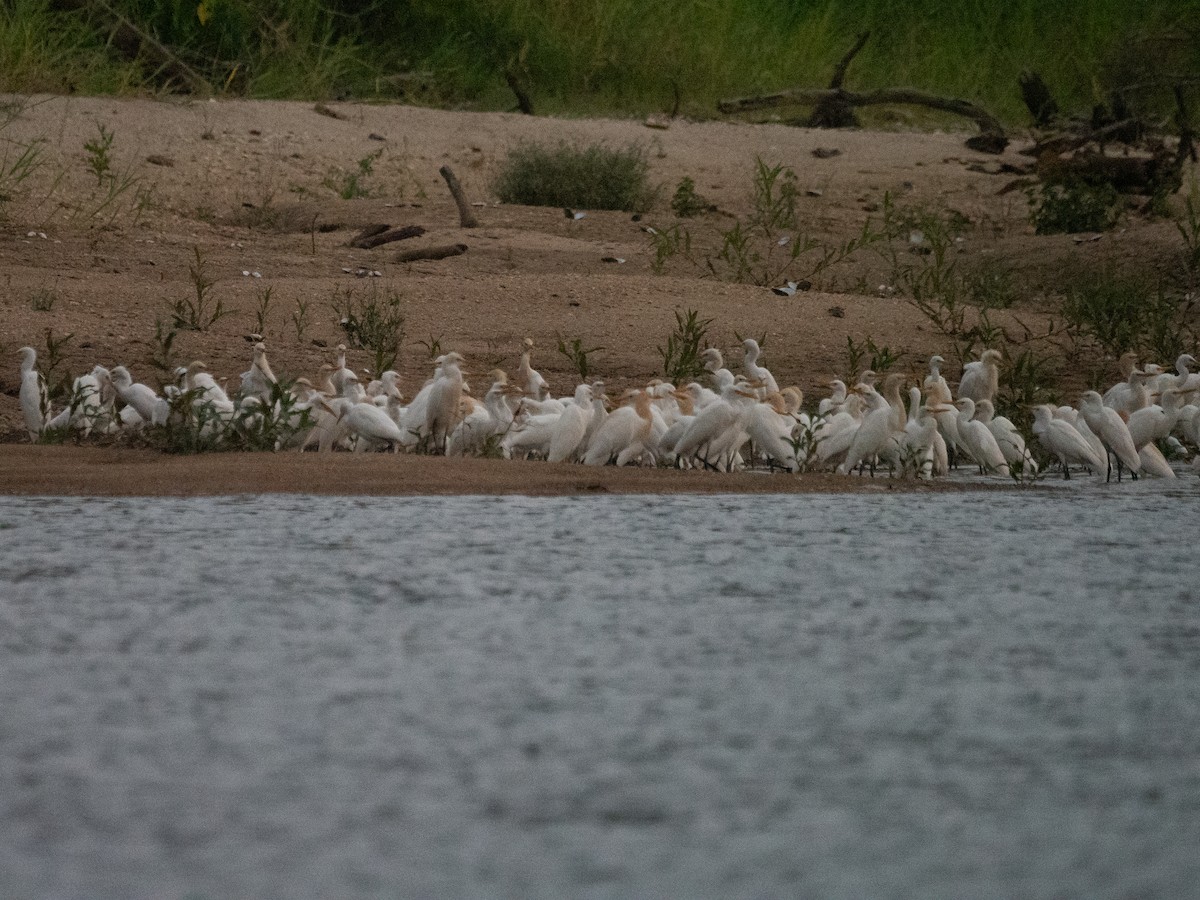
[1,483,1198,899]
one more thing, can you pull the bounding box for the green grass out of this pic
[1,1,1195,126]
[493,141,655,212]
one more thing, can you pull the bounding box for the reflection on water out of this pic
[1,487,1198,899]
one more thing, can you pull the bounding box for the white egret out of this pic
[447,371,511,456]
[1078,390,1141,481]
[240,342,278,400]
[584,389,654,466]
[741,338,779,395]
[1102,352,1149,413]
[746,392,799,472]
[813,392,864,468]
[953,398,1009,476]
[672,382,754,471]
[975,399,1038,477]
[836,382,901,476]
[517,338,549,400]
[110,365,169,426]
[1138,442,1177,479]
[818,379,848,416]
[424,351,465,452]
[344,399,407,451]
[904,386,946,477]
[957,349,1002,403]
[547,384,595,463]
[17,347,49,440]
[1031,405,1105,478]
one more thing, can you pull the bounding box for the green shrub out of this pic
[330,285,406,375]
[671,176,711,218]
[1028,179,1120,235]
[658,308,711,384]
[1060,272,1147,356]
[493,141,655,212]
[1059,271,1198,360]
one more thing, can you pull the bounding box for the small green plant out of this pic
[230,381,313,452]
[0,137,44,218]
[39,326,74,403]
[1060,271,1154,358]
[416,335,444,359]
[995,348,1059,435]
[235,181,282,230]
[291,299,311,341]
[789,410,828,473]
[83,123,114,185]
[149,318,178,381]
[844,335,898,379]
[252,286,273,334]
[493,140,656,212]
[327,148,383,199]
[1176,178,1200,286]
[152,388,230,454]
[671,176,712,217]
[733,330,767,350]
[647,223,693,273]
[478,432,506,459]
[658,308,712,384]
[29,284,57,311]
[1028,179,1120,235]
[964,258,1018,310]
[147,380,313,454]
[699,159,887,287]
[75,166,150,226]
[881,196,1002,366]
[1140,289,1199,364]
[331,285,406,374]
[171,247,230,331]
[556,334,605,381]
[748,157,798,232]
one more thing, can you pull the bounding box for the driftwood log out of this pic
[348,224,425,249]
[720,86,1008,153]
[808,31,871,127]
[394,243,468,263]
[718,33,1007,153]
[504,44,535,115]
[1021,75,1196,197]
[1018,71,1059,128]
[439,166,479,228]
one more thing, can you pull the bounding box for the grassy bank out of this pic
[1,1,1197,123]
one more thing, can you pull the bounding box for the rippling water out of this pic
[1,485,1198,899]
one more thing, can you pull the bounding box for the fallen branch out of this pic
[1018,71,1059,127]
[439,166,479,228]
[1025,81,1195,197]
[1038,150,1179,194]
[810,31,871,127]
[348,224,425,249]
[505,44,535,115]
[394,243,468,263]
[719,86,1008,152]
[347,223,390,244]
[1022,118,1146,158]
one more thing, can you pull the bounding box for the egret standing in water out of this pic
[1079,390,1141,482]
[1031,405,1104,478]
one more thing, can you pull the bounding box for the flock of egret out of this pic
[15,340,1200,482]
